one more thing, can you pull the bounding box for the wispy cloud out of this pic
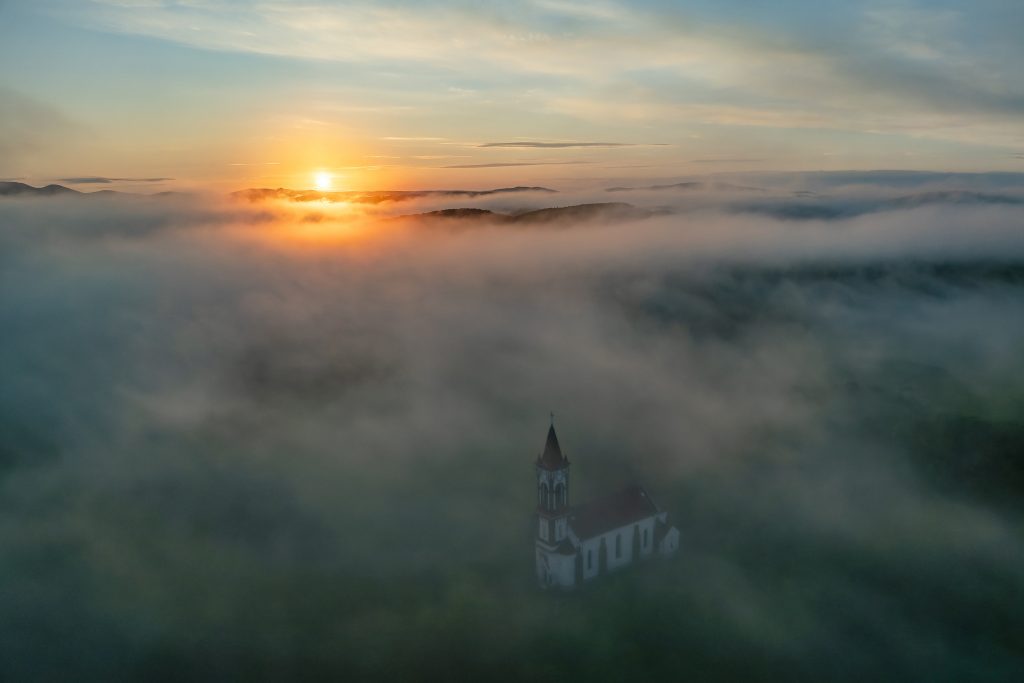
[478,141,664,149]
[442,161,593,169]
[3,181,1024,679]
[29,0,1024,168]
[52,1,1024,123]
[691,158,766,164]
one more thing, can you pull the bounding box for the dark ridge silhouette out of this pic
[418,208,502,220]
[607,182,702,192]
[232,186,558,204]
[0,182,153,199]
[734,190,1024,221]
[774,170,1024,189]
[0,182,80,197]
[736,203,850,221]
[0,182,190,200]
[514,202,654,225]
[883,190,1024,209]
[398,202,655,227]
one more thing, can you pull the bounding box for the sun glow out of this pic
[314,171,333,191]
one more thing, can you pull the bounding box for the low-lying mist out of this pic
[2,178,1023,681]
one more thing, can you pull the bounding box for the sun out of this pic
[314,171,333,191]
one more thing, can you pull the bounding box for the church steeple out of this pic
[536,418,571,522]
[534,418,578,588]
[532,415,680,590]
[538,422,569,471]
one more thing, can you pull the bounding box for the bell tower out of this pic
[535,417,571,546]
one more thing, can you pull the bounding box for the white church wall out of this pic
[577,515,660,581]
[581,539,598,580]
[552,553,576,587]
[536,547,577,589]
[534,426,678,589]
[535,548,547,585]
[540,519,677,587]
[604,525,633,573]
[659,527,680,556]
[635,518,657,559]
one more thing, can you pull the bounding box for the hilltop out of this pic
[0,182,79,197]
[0,182,185,199]
[396,202,655,227]
[232,186,557,204]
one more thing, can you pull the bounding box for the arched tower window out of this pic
[539,483,549,509]
[554,483,565,509]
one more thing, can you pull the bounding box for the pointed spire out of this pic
[538,420,568,469]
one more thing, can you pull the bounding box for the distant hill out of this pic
[398,202,654,227]
[882,190,1023,209]
[0,182,189,200]
[607,182,703,192]
[0,182,80,197]
[233,186,558,204]
[513,202,654,225]
[735,190,1024,221]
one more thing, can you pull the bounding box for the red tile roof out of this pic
[569,485,660,539]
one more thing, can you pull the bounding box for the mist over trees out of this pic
[2,176,1023,681]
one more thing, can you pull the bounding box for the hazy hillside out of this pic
[232,186,557,204]
[400,202,654,226]
[0,182,79,196]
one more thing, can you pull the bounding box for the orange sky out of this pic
[2,1,1023,192]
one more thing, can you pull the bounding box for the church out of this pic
[534,421,679,589]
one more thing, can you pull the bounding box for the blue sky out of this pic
[2,0,1022,190]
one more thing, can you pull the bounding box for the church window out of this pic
[587,549,592,569]
[643,528,648,547]
[615,534,622,558]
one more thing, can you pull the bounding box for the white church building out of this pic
[534,422,679,589]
